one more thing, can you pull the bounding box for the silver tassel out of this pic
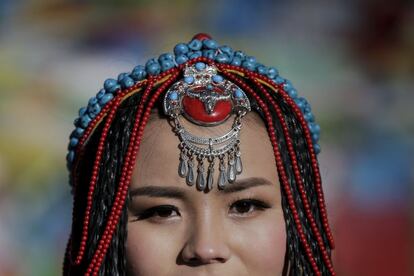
[196,159,206,191]
[186,157,195,186]
[178,151,188,177]
[235,150,243,175]
[218,158,227,189]
[227,153,236,183]
[207,160,215,191]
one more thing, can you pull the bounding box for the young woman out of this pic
[63,33,336,275]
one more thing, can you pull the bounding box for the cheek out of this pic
[234,210,286,275]
[126,223,180,275]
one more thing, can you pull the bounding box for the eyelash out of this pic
[132,198,270,221]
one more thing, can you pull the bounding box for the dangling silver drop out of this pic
[218,157,227,189]
[178,150,188,177]
[227,153,236,183]
[207,158,215,191]
[186,156,195,186]
[235,150,243,175]
[196,158,206,191]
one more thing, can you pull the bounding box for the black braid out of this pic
[66,75,333,275]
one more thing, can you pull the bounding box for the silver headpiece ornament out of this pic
[164,62,250,191]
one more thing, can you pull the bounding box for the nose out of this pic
[180,214,231,265]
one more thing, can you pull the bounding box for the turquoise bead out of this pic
[256,65,268,75]
[146,58,158,65]
[88,103,101,117]
[130,65,147,81]
[174,43,189,55]
[287,88,298,98]
[74,127,84,138]
[96,89,105,99]
[69,138,78,148]
[80,114,92,128]
[202,50,215,59]
[99,93,114,105]
[231,57,242,66]
[234,89,244,98]
[274,76,285,84]
[188,39,202,50]
[104,78,118,93]
[304,105,312,113]
[146,61,161,75]
[203,39,218,49]
[188,51,202,59]
[234,51,245,60]
[283,80,293,91]
[159,53,174,62]
[184,76,194,84]
[245,56,257,63]
[169,91,178,100]
[120,76,134,88]
[73,118,80,127]
[219,45,234,57]
[312,133,319,143]
[66,150,75,163]
[314,144,321,154]
[88,97,98,106]
[215,53,230,63]
[242,60,256,71]
[161,60,175,71]
[175,54,188,64]
[267,67,279,78]
[117,72,129,82]
[78,107,87,117]
[212,74,224,83]
[309,123,320,134]
[304,112,315,122]
[195,62,206,71]
[295,97,306,109]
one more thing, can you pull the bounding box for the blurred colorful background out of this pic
[0,0,412,275]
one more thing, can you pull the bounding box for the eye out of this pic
[229,199,270,216]
[132,205,180,221]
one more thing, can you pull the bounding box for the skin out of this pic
[126,111,286,276]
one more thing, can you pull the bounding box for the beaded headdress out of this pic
[64,34,334,276]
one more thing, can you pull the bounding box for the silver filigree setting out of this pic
[163,63,251,191]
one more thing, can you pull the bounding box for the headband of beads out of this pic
[66,33,321,171]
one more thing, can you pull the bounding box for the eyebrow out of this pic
[129,177,273,199]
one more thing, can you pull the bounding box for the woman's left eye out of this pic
[229,199,270,216]
[132,205,180,222]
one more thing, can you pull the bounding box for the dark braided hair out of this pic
[64,78,333,275]
[63,53,335,275]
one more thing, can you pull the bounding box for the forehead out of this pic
[131,111,279,192]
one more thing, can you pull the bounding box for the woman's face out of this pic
[126,111,286,276]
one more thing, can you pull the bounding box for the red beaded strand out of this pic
[68,81,147,265]
[247,74,335,275]
[251,72,335,249]
[66,55,335,274]
[85,79,156,275]
[86,70,181,275]
[72,96,123,265]
[219,68,322,276]
[216,62,335,250]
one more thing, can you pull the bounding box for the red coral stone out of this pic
[192,33,212,41]
[182,96,232,125]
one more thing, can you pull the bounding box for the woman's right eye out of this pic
[132,205,180,221]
